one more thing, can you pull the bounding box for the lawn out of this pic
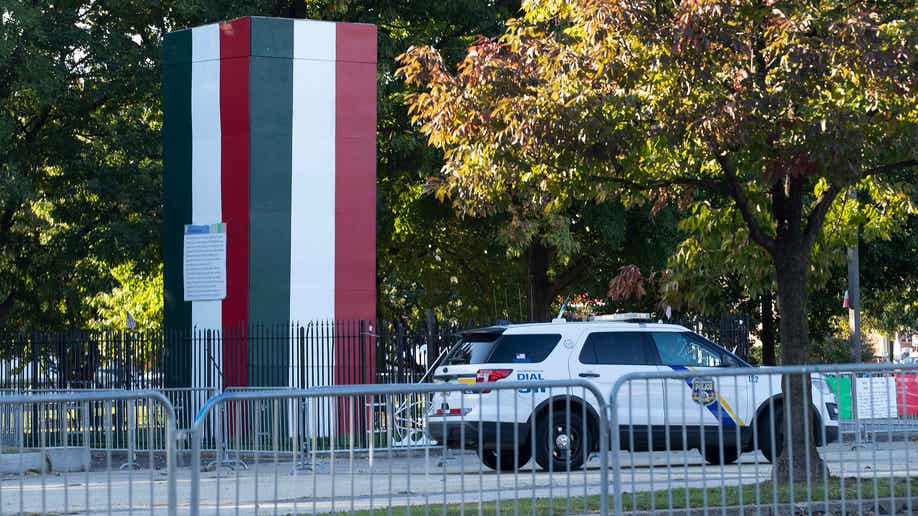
[309,477,918,515]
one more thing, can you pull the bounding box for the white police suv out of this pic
[427,315,839,471]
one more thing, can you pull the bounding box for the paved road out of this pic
[3,442,916,515]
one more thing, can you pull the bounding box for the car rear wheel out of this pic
[479,446,531,472]
[534,410,590,471]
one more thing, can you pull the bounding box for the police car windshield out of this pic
[443,333,561,365]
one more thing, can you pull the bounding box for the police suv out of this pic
[427,315,839,471]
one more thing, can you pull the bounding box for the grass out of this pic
[305,477,918,515]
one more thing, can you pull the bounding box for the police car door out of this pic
[570,331,661,430]
[648,331,750,439]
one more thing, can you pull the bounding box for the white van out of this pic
[427,318,839,471]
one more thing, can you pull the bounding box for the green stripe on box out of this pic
[163,28,194,64]
[250,17,295,58]
[162,29,193,387]
[826,375,853,419]
[248,18,294,387]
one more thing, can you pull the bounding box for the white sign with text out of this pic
[183,223,226,301]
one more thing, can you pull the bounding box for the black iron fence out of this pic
[169,320,466,390]
[0,321,469,392]
[0,329,166,391]
[0,314,751,392]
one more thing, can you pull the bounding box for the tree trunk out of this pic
[424,308,437,337]
[772,250,827,484]
[528,242,553,322]
[761,291,777,366]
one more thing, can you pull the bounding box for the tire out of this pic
[534,410,591,471]
[702,444,740,465]
[758,403,825,463]
[479,446,531,472]
[758,404,784,463]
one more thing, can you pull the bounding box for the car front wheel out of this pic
[758,405,785,463]
[702,444,740,465]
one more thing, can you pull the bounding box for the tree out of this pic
[89,263,164,331]
[399,0,918,482]
[0,2,169,328]
[398,17,687,320]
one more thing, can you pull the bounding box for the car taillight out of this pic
[434,408,471,415]
[475,369,512,393]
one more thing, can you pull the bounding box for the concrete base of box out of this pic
[0,446,90,474]
[45,446,91,472]
[0,450,45,473]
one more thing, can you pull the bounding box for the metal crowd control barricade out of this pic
[0,387,205,453]
[0,389,178,515]
[608,362,918,516]
[161,386,218,432]
[185,380,610,515]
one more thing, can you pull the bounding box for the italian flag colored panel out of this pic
[163,17,377,389]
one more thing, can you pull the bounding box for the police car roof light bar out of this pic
[591,312,653,322]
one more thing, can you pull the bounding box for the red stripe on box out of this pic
[896,373,918,416]
[334,23,377,63]
[335,24,377,385]
[220,17,251,387]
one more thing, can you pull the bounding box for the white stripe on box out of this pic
[191,23,221,62]
[190,23,223,389]
[292,20,336,62]
[290,21,336,330]
[290,22,336,436]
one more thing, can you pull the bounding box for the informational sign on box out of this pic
[856,376,897,419]
[183,223,226,301]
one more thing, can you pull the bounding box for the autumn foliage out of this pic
[400,0,917,482]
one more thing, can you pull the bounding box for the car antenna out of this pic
[553,294,571,322]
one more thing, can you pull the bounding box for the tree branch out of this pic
[860,159,918,178]
[803,182,842,251]
[22,107,52,146]
[801,159,918,250]
[587,174,728,195]
[717,155,777,255]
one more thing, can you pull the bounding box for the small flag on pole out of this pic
[842,290,850,309]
